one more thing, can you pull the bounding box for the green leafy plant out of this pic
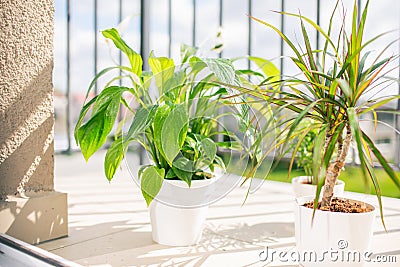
[75,28,251,206]
[238,0,400,220]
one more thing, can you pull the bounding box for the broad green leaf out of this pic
[165,168,177,179]
[141,166,165,206]
[148,51,175,93]
[160,105,189,164]
[153,104,188,165]
[153,104,172,161]
[172,157,195,187]
[141,71,153,91]
[104,137,127,181]
[248,56,280,84]
[127,105,158,140]
[200,138,217,163]
[102,28,142,77]
[189,56,207,76]
[74,96,97,144]
[77,86,128,160]
[163,70,186,102]
[138,165,152,179]
[202,58,237,85]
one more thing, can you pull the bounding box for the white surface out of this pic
[36,151,400,266]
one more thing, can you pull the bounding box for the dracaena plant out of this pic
[74,28,251,206]
[239,0,400,220]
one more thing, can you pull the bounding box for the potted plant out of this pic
[74,29,253,246]
[241,0,400,265]
[292,119,345,198]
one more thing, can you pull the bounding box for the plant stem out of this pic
[321,125,352,207]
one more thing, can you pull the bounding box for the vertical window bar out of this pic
[140,0,150,70]
[139,0,150,164]
[168,0,172,57]
[280,0,285,77]
[248,0,252,69]
[192,0,196,47]
[94,0,98,95]
[118,0,122,77]
[217,0,223,144]
[218,0,223,58]
[66,0,71,153]
[396,16,400,167]
[316,0,320,54]
[118,0,123,122]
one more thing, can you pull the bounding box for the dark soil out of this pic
[303,197,373,213]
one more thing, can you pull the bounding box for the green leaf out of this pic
[77,86,128,161]
[102,28,143,77]
[165,168,177,179]
[154,104,171,160]
[138,165,152,179]
[348,107,370,193]
[189,56,207,75]
[215,141,242,151]
[214,155,226,171]
[74,96,97,144]
[362,131,400,190]
[104,137,127,181]
[141,166,165,206]
[202,58,237,85]
[180,44,198,64]
[127,105,158,140]
[154,104,189,165]
[163,70,186,101]
[172,157,195,187]
[141,71,153,91]
[200,138,217,163]
[248,56,280,84]
[148,51,175,93]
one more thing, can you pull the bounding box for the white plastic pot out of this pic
[292,176,345,198]
[149,179,215,246]
[295,196,376,267]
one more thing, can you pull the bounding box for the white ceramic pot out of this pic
[295,196,376,267]
[292,176,345,198]
[149,179,214,246]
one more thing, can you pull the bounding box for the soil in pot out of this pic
[303,197,374,213]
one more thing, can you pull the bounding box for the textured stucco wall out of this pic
[0,0,55,199]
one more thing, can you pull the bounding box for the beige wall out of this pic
[0,0,55,199]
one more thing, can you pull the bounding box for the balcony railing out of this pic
[54,0,400,167]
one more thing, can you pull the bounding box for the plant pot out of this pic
[292,176,345,198]
[149,179,215,246]
[295,196,376,267]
